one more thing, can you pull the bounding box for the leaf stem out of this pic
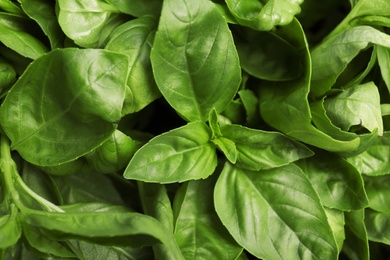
[0,134,64,213]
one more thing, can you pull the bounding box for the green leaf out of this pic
[105,16,161,114]
[20,0,64,49]
[324,82,383,136]
[311,26,390,98]
[0,48,128,166]
[85,130,141,174]
[138,182,183,260]
[21,209,177,250]
[23,224,76,258]
[173,176,243,259]
[0,205,21,249]
[377,45,390,94]
[324,208,345,253]
[0,57,16,92]
[258,19,361,153]
[124,122,217,183]
[214,162,338,259]
[347,132,390,176]
[365,208,390,245]
[56,0,126,48]
[235,27,302,81]
[105,0,162,17]
[68,240,154,260]
[225,0,303,31]
[151,0,241,122]
[0,12,48,59]
[342,210,370,260]
[296,152,369,211]
[238,89,260,127]
[364,175,390,214]
[221,124,313,171]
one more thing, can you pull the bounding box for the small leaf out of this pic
[124,122,217,183]
[151,0,241,122]
[324,82,383,136]
[0,205,21,249]
[221,124,313,171]
[214,162,338,259]
[85,130,141,174]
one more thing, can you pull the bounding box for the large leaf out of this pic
[220,124,313,171]
[0,205,21,249]
[0,12,48,59]
[311,26,390,98]
[0,48,128,166]
[124,122,217,183]
[105,16,161,114]
[151,0,241,122]
[296,152,368,211]
[173,176,242,259]
[214,162,338,259]
[324,82,383,136]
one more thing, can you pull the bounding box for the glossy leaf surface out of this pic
[124,122,217,183]
[151,0,241,122]
[0,48,128,166]
[214,162,338,259]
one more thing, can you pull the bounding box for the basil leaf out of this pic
[173,176,243,259]
[56,0,125,48]
[214,162,338,259]
[124,122,217,183]
[85,130,141,174]
[225,0,303,31]
[364,175,390,214]
[220,124,313,171]
[347,132,390,176]
[311,26,390,98]
[296,152,369,211]
[0,48,128,166]
[365,208,390,245]
[105,16,161,114]
[342,210,370,260]
[105,0,162,17]
[23,224,76,258]
[324,208,345,253]
[324,82,383,136]
[0,12,48,59]
[151,0,241,122]
[19,0,64,49]
[0,206,21,249]
[235,27,302,81]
